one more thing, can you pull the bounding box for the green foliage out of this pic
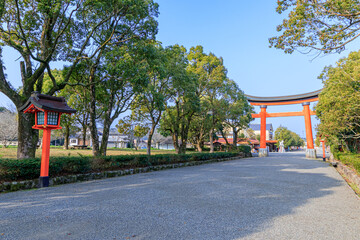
[186,46,234,151]
[220,80,254,145]
[0,0,160,158]
[235,145,252,156]
[187,102,212,150]
[270,0,360,54]
[116,116,134,136]
[130,42,168,155]
[275,126,304,148]
[316,50,360,152]
[0,152,240,182]
[134,125,149,138]
[335,152,360,175]
[159,45,200,154]
[187,45,227,98]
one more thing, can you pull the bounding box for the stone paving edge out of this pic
[0,155,248,193]
[329,152,360,195]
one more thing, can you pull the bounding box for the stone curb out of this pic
[0,155,248,193]
[329,153,360,192]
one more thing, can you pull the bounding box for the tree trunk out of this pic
[147,125,156,156]
[172,133,180,154]
[177,116,193,155]
[100,123,111,156]
[220,128,230,146]
[233,127,237,148]
[179,142,186,154]
[64,125,70,150]
[82,125,87,146]
[196,143,202,152]
[99,101,114,156]
[209,128,214,153]
[134,137,139,151]
[17,111,39,159]
[89,83,100,156]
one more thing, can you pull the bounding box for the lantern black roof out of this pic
[19,92,76,114]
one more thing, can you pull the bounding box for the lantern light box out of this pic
[20,92,76,187]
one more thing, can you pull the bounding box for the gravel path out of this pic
[1,152,359,240]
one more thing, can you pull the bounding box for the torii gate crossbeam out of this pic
[246,89,321,158]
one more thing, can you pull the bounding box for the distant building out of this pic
[69,128,129,148]
[98,129,130,148]
[249,123,274,140]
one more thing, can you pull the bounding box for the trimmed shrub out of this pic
[236,145,251,155]
[0,152,240,182]
[0,158,40,181]
[335,152,360,174]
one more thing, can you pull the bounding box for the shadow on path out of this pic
[0,153,358,240]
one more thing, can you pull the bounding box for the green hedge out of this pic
[236,145,251,155]
[334,152,360,174]
[0,152,239,182]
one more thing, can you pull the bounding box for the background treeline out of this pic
[56,44,253,156]
[0,0,253,159]
[274,126,304,149]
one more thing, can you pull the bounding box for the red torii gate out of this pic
[246,89,321,158]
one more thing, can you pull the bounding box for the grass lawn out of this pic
[0,146,175,159]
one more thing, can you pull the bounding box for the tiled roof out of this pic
[20,92,76,113]
[249,124,273,131]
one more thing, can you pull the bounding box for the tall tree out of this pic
[222,80,253,147]
[131,42,168,155]
[159,45,200,154]
[316,50,360,152]
[187,46,228,153]
[187,104,212,152]
[270,0,360,54]
[73,1,158,157]
[0,0,158,158]
[61,63,93,148]
[91,40,158,156]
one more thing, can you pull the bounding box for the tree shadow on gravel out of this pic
[0,153,348,240]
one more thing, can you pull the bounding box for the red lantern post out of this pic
[320,139,326,161]
[20,92,76,187]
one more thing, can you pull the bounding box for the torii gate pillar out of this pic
[259,105,268,157]
[303,102,316,158]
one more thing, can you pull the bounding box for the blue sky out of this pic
[0,0,359,138]
[155,0,359,138]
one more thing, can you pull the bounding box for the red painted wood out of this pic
[260,107,267,149]
[40,129,52,177]
[252,110,316,118]
[321,140,326,159]
[303,104,314,149]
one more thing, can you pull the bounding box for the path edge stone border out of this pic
[0,155,247,193]
[329,153,360,195]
